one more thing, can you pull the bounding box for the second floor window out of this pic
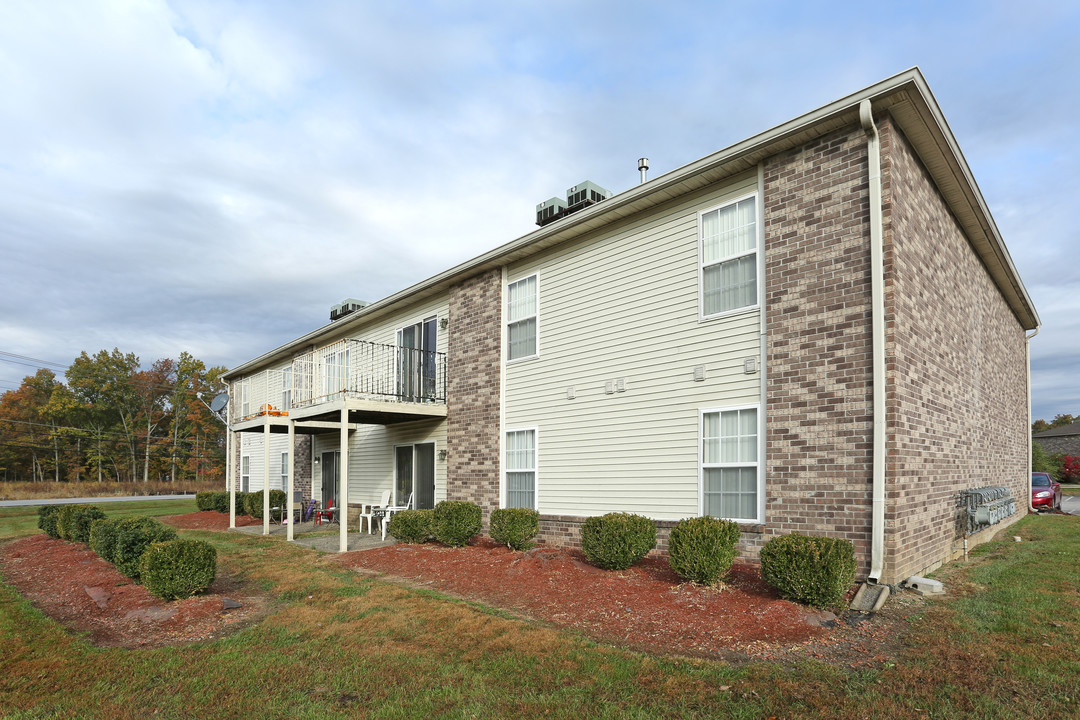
[281,367,292,410]
[701,195,758,317]
[507,274,538,361]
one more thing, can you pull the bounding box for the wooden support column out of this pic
[339,407,349,553]
[287,419,296,542]
[262,415,271,536]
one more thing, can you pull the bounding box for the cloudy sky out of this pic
[0,0,1076,420]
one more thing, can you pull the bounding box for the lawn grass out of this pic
[0,499,197,540]
[1,511,1078,718]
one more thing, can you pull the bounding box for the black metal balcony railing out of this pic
[232,339,447,422]
[291,338,447,409]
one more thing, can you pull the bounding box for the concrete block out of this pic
[905,576,944,595]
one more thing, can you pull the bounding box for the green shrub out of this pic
[241,490,285,519]
[231,491,247,515]
[211,491,230,514]
[667,516,741,584]
[581,513,657,570]
[89,518,121,563]
[55,505,78,540]
[113,517,177,580]
[66,504,107,544]
[139,539,217,601]
[433,501,482,547]
[387,509,434,543]
[37,505,62,539]
[759,533,857,609]
[195,491,215,511]
[489,508,540,551]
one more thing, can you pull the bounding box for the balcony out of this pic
[231,339,447,432]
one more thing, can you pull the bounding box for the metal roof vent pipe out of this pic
[638,157,649,184]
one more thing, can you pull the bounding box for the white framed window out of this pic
[280,451,289,490]
[701,406,760,522]
[281,367,292,410]
[239,381,250,418]
[241,455,251,493]
[507,274,538,361]
[700,194,758,318]
[504,428,537,509]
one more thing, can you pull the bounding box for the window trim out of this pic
[280,451,289,491]
[502,426,538,510]
[698,191,761,321]
[699,404,763,524]
[506,273,539,363]
[240,455,251,493]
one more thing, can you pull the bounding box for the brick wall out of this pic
[882,116,1029,582]
[446,268,503,525]
[762,126,876,576]
[536,515,765,561]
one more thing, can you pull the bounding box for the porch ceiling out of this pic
[232,397,446,433]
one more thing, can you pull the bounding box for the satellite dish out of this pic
[209,392,230,412]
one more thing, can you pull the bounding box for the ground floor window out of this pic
[505,428,536,509]
[701,406,759,521]
[280,451,289,490]
[240,455,250,493]
[395,443,435,509]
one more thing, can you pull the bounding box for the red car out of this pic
[1032,472,1061,510]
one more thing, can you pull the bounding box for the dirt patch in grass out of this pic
[339,538,920,666]
[0,533,269,649]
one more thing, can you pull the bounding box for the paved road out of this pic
[1062,495,1080,516]
[0,494,195,508]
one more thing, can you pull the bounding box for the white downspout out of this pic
[1027,327,1041,511]
[860,99,887,584]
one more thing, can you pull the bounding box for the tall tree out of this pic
[67,349,141,482]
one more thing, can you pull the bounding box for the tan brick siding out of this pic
[763,126,876,575]
[882,116,1030,583]
[446,269,503,524]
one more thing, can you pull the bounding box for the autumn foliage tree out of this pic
[0,349,225,484]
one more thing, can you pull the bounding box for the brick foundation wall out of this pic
[446,268,503,525]
[537,515,766,561]
[882,116,1030,583]
[762,125,876,576]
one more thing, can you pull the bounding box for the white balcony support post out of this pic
[227,422,235,529]
[339,406,349,553]
[287,419,296,542]
[262,414,271,536]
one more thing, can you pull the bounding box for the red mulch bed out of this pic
[339,539,912,665]
[1,512,913,664]
[0,524,267,649]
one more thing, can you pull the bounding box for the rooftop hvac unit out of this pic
[565,181,611,212]
[535,196,568,227]
[330,298,370,321]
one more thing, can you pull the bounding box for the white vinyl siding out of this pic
[505,428,537,509]
[702,406,760,522]
[311,418,447,511]
[239,433,291,492]
[700,194,758,318]
[503,172,762,520]
[507,274,538,361]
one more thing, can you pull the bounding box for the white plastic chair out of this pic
[381,493,414,541]
[358,490,392,535]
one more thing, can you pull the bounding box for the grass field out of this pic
[0,499,198,540]
[0,508,1078,719]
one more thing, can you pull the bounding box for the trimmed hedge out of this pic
[433,501,482,547]
[37,505,62,539]
[211,491,230,514]
[89,518,122,563]
[489,508,540,551]
[113,517,178,580]
[759,533,857,609]
[242,489,286,519]
[387,509,434,544]
[581,513,657,570]
[195,491,215,511]
[55,505,78,540]
[667,516,741,585]
[139,539,217,601]
[66,504,107,544]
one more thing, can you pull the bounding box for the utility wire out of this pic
[0,350,69,369]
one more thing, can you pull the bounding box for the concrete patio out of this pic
[231,518,396,553]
